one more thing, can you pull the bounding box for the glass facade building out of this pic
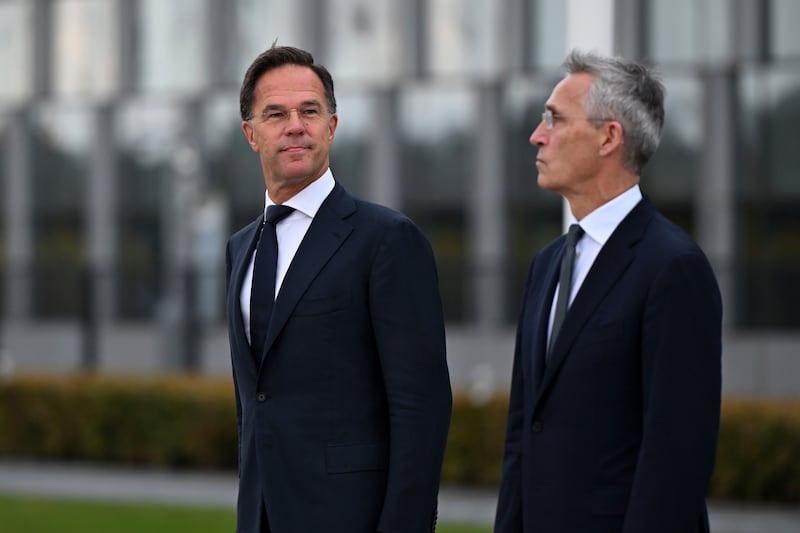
[1,0,799,394]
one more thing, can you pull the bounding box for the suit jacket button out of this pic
[256,393,267,402]
[532,420,543,432]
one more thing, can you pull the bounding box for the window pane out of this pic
[737,68,800,328]
[640,74,701,235]
[504,75,563,319]
[648,0,732,64]
[325,0,405,84]
[30,104,92,318]
[205,93,262,233]
[53,0,119,100]
[115,101,184,319]
[226,0,304,85]
[329,90,371,197]
[771,0,800,58]
[426,0,504,79]
[0,0,33,103]
[139,0,208,94]
[400,84,474,322]
[529,0,566,71]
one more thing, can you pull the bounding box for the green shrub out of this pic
[708,398,800,503]
[1,376,799,503]
[0,375,237,469]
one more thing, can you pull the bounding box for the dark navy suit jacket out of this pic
[495,197,722,533]
[225,182,452,533]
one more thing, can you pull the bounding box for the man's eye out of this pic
[301,108,319,117]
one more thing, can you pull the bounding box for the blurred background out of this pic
[2,0,800,397]
[1,0,799,531]
[0,0,800,395]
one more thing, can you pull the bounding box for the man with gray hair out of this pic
[494,50,722,532]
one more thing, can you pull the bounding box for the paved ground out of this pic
[1,461,799,531]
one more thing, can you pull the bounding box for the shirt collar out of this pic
[568,185,642,246]
[263,169,335,221]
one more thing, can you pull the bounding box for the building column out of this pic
[699,69,737,327]
[4,109,33,320]
[367,88,401,210]
[83,104,117,370]
[470,82,507,328]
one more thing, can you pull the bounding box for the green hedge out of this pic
[1,376,799,503]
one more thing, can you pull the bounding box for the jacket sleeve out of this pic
[623,250,722,532]
[368,216,452,533]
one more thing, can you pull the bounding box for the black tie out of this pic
[548,223,584,358]
[250,204,295,362]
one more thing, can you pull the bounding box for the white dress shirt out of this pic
[547,185,643,345]
[240,170,336,344]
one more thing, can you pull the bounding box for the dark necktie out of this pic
[548,223,584,358]
[250,204,295,361]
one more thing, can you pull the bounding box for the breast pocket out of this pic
[293,291,350,317]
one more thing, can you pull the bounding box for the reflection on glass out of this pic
[325,0,403,83]
[139,0,208,94]
[30,105,91,317]
[399,84,474,321]
[329,90,370,196]
[737,68,800,328]
[205,93,262,232]
[427,0,504,79]
[530,0,566,71]
[53,0,118,100]
[0,0,33,103]
[771,0,800,58]
[115,101,183,319]
[641,74,700,209]
[229,0,303,85]
[648,0,731,64]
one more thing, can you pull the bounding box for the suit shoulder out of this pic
[227,217,260,247]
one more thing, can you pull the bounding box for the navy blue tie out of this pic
[548,223,584,359]
[250,204,295,362]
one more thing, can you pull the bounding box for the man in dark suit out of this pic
[494,50,722,533]
[225,45,452,533]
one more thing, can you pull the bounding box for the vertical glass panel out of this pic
[139,0,208,94]
[52,0,119,100]
[227,0,304,85]
[640,74,701,234]
[0,113,7,306]
[530,0,567,71]
[426,0,504,79]
[648,0,732,64]
[738,68,800,328]
[325,0,404,83]
[771,0,800,58]
[30,104,92,318]
[399,84,474,322]
[205,93,262,233]
[504,74,564,317]
[115,101,184,319]
[329,90,371,197]
[0,0,33,103]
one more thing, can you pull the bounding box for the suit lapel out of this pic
[534,199,655,405]
[228,217,262,373]
[529,251,562,388]
[257,184,355,364]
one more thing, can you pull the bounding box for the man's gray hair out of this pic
[563,49,665,173]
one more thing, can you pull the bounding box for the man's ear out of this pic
[598,120,624,158]
[242,120,259,152]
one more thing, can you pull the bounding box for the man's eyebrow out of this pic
[261,100,323,111]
